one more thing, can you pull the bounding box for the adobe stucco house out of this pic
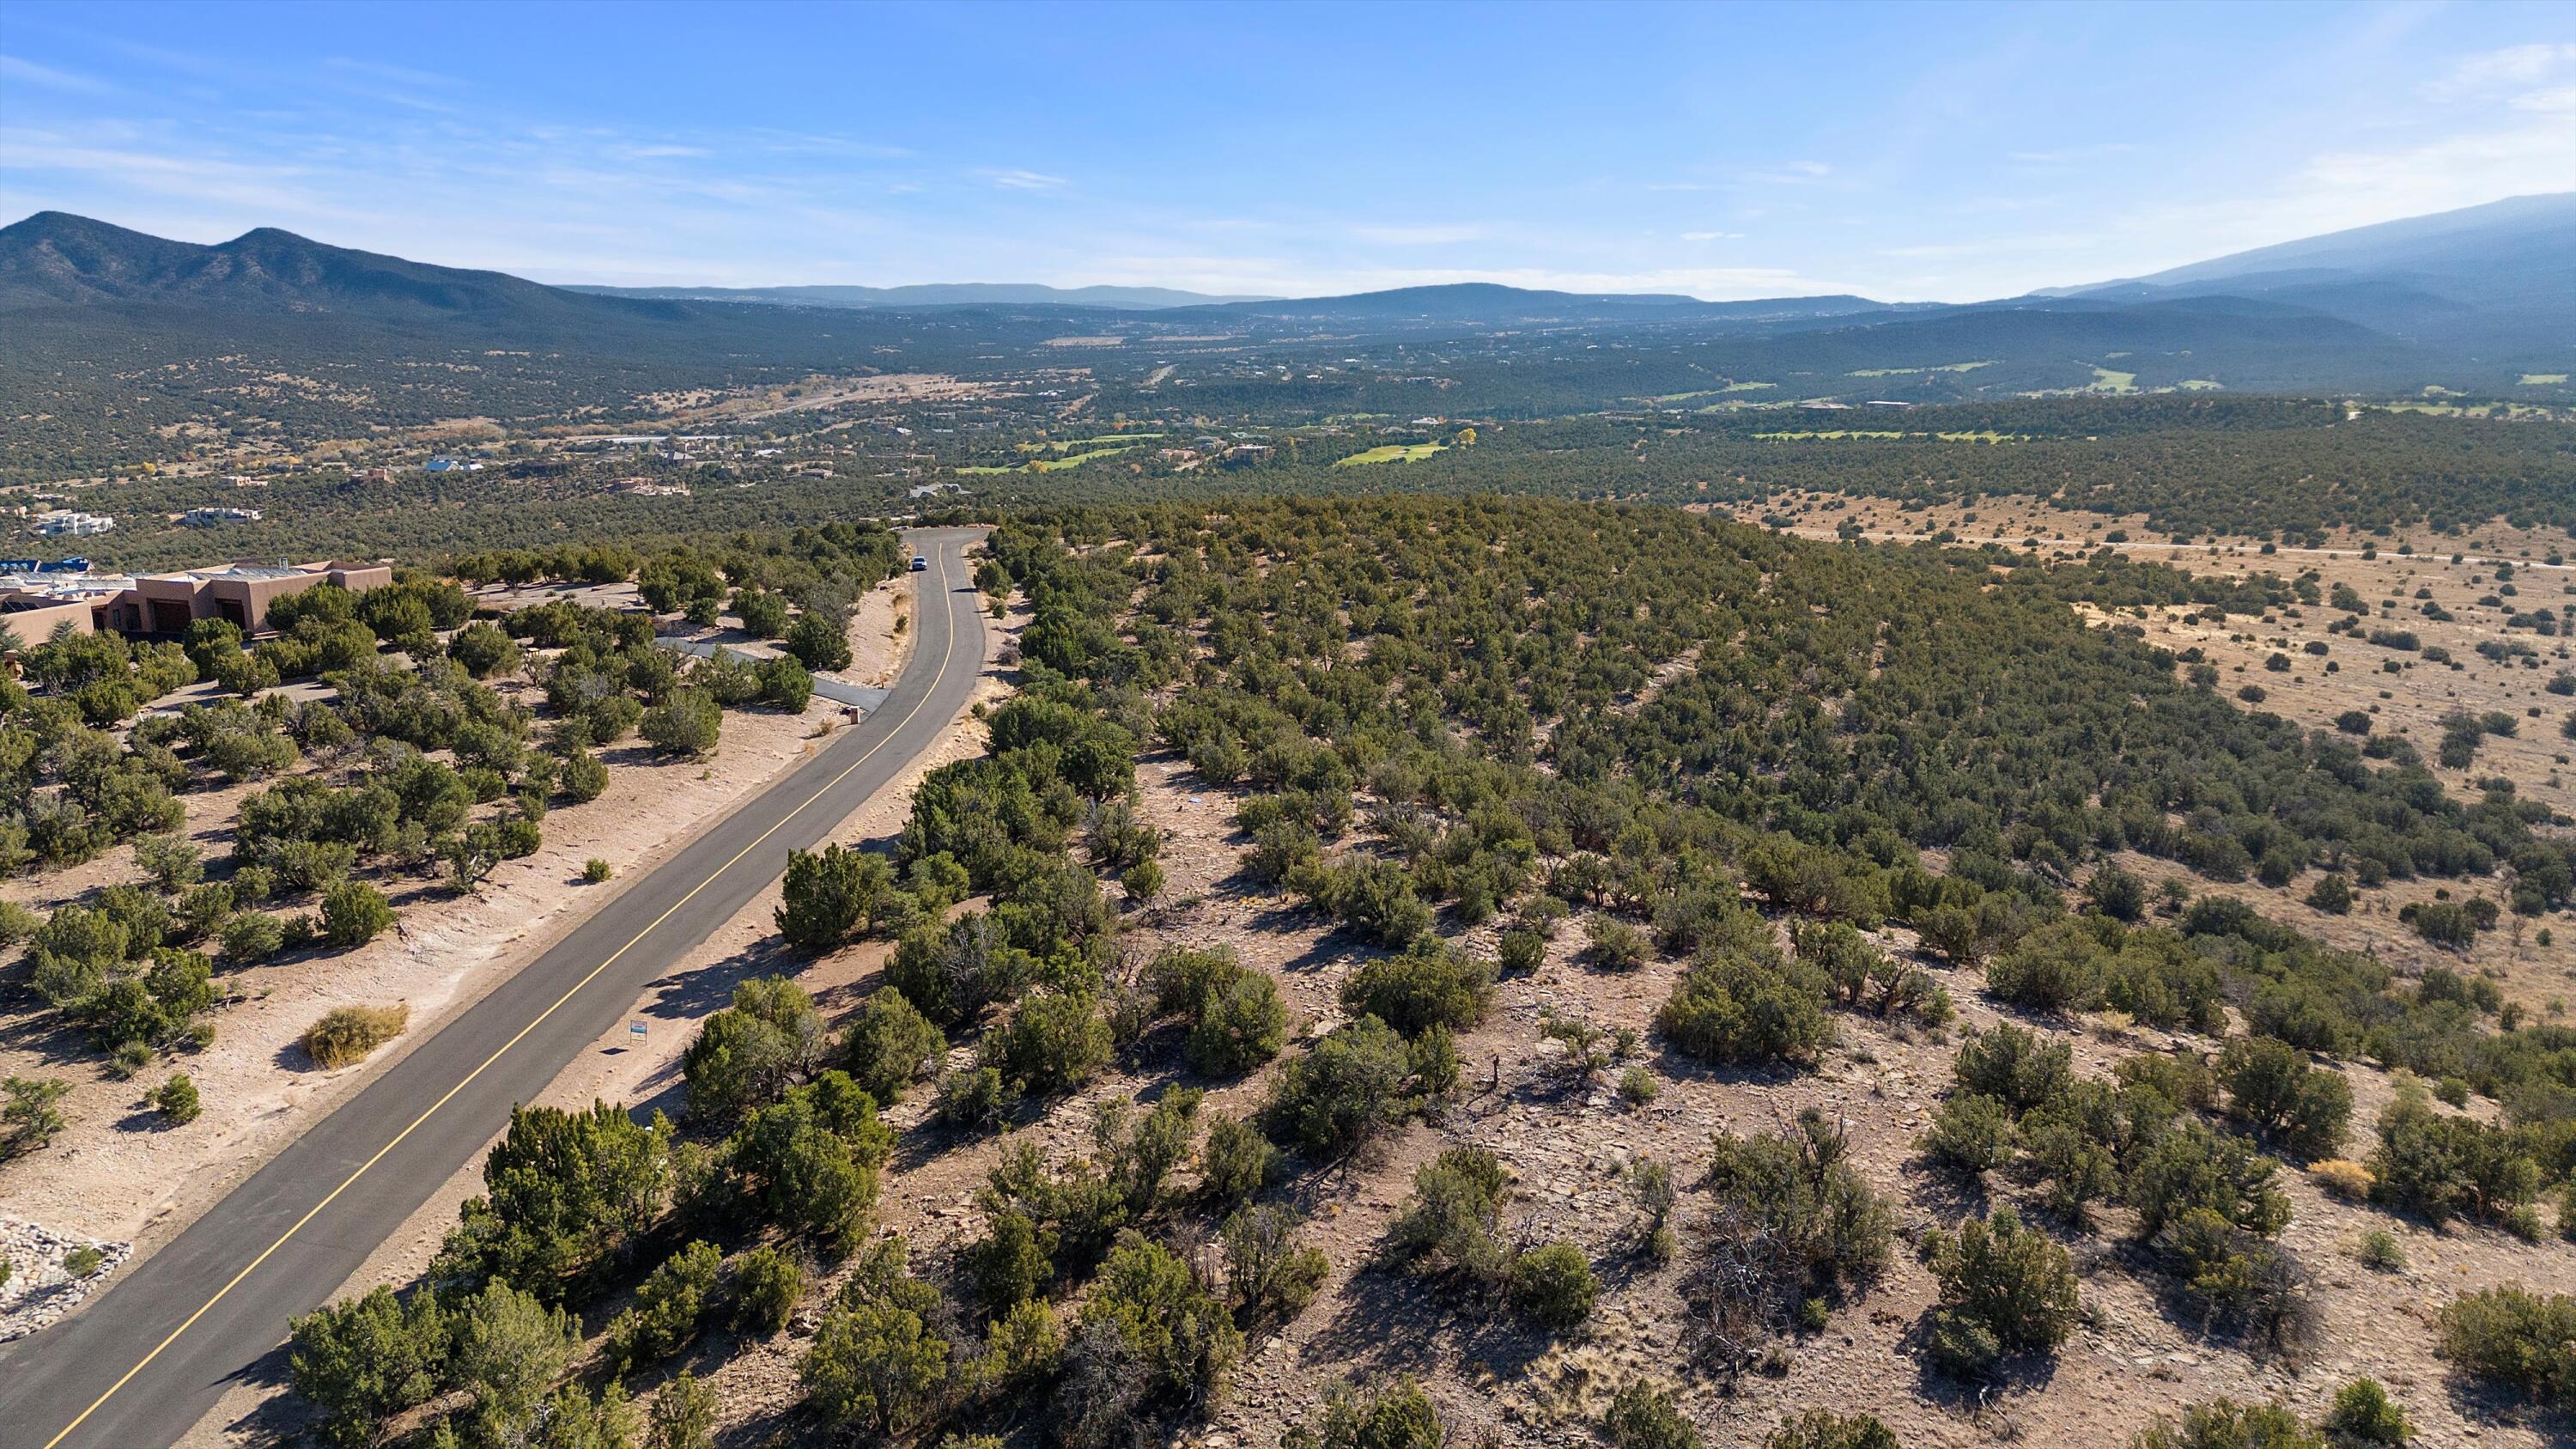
[0,561,392,641]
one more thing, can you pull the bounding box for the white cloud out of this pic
[2423,42,2576,101]
[1680,230,1742,241]
[0,54,114,94]
[980,167,1066,192]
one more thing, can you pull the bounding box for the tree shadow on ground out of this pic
[208,1339,306,1446]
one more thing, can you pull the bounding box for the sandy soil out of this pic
[178,587,1015,1448]
[842,567,915,690]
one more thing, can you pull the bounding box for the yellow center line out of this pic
[43,545,969,1449]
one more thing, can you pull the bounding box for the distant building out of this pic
[179,507,264,527]
[423,457,484,472]
[32,511,114,537]
[0,559,391,639]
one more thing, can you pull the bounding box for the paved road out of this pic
[0,527,988,1449]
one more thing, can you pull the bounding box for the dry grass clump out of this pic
[2308,1159,2375,1201]
[301,1004,410,1068]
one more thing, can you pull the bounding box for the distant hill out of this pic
[565,281,1273,309]
[0,210,653,329]
[1,201,2566,482]
[1188,282,1908,326]
[2037,192,2576,350]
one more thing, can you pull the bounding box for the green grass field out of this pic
[1846,361,1993,377]
[2520,374,2568,386]
[1332,443,1449,467]
[2178,378,2224,391]
[2086,366,2140,394]
[960,444,1140,475]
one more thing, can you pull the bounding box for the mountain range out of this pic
[1,194,2568,423]
[564,281,1275,310]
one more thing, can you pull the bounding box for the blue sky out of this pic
[2,0,2570,301]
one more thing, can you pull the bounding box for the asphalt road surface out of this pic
[0,527,989,1449]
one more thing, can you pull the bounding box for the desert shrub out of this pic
[2434,1287,2575,1409]
[607,1240,722,1369]
[1223,1203,1331,1321]
[2352,1227,2408,1272]
[1061,1234,1244,1445]
[319,880,394,948]
[1765,1411,1898,1449]
[777,843,896,954]
[1951,1024,2075,1113]
[287,1286,450,1449]
[155,1073,201,1124]
[933,1066,1018,1132]
[842,988,945,1103]
[1507,1241,1599,1330]
[301,1004,409,1068]
[2128,1398,2324,1449]
[886,912,1040,1027]
[2127,1123,2291,1239]
[1174,965,1285,1073]
[2217,1038,2352,1160]
[2366,1097,2543,1227]
[641,688,723,757]
[2322,1379,2410,1445]
[801,1295,951,1436]
[966,1209,1057,1318]
[448,622,521,679]
[1200,1111,1281,1203]
[728,1074,892,1243]
[1923,1207,2080,1378]
[1266,1015,1443,1154]
[432,1101,676,1302]
[1586,914,1651,971]
[1121,858,1164,904]
[1656,946,1833,1067]
[683,977,828,1121]
[1292,1377,1443,1449]
[987,991,1113,1096]
[221,910,286,963]
[3,1075,70,1155]
[1692,1110,1892,1364]
[1599,1381,1701,1449]
[1386,1147,1510,1282]
[558,747,609,802]
[1924,1092,2019,1175]
[2157,1209,2316,1353]
[733,1244,805,1334]
[1340,938,1493,1037]
[987,1298,1067,1391]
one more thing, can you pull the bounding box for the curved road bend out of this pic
[0,527,990,1449]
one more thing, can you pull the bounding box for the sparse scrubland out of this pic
[225,495,2574,1448]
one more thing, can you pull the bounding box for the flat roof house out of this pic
[0,560,391,640]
